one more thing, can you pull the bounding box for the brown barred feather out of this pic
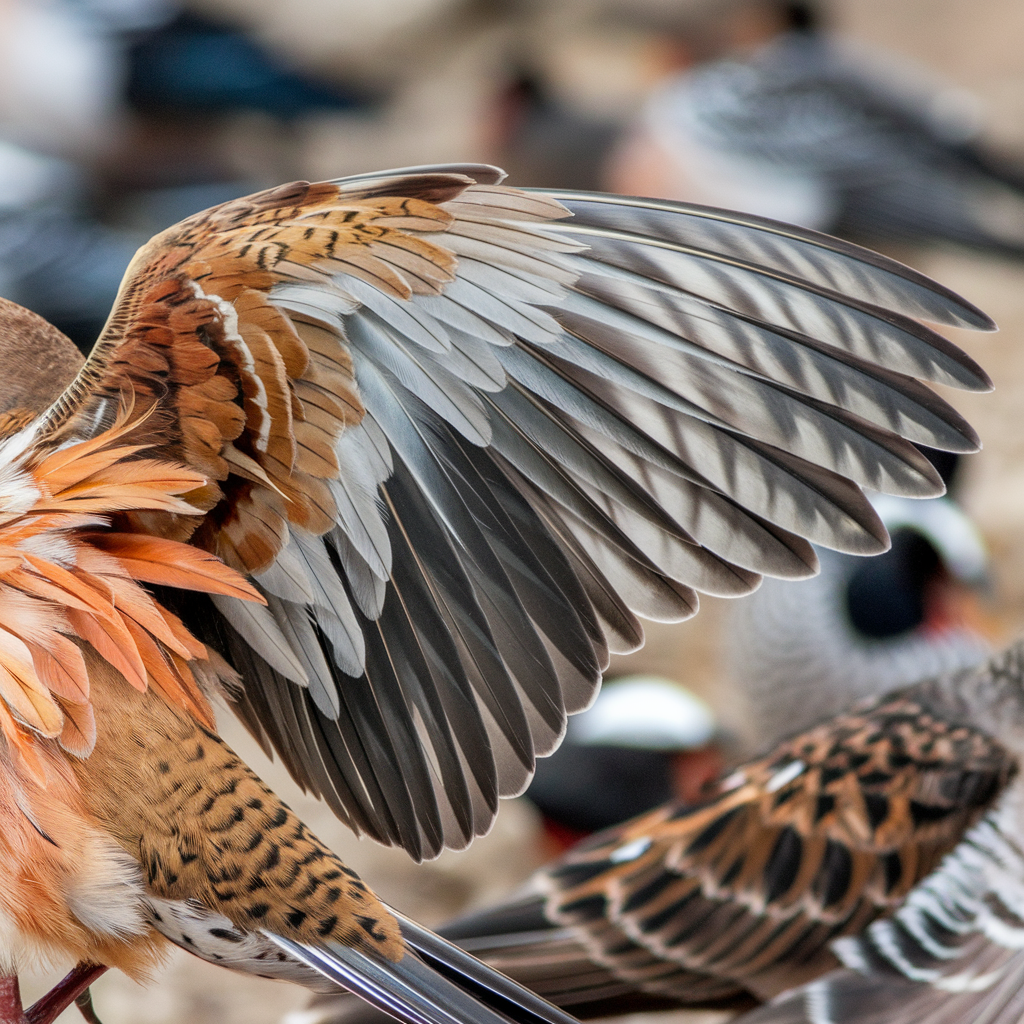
[300,671,1020,1024]
[537,692,1013,1002]
[75,655,403,960]
[300,682,1008,1024]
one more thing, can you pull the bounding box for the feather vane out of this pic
[0,413,262,759]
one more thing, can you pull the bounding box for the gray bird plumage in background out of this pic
[728,491,992,753]
[646,27,1024,255]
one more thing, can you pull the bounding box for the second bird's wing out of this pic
[738,778,1024,1024]
[25,163,992,859]
[424,690,1015,1013]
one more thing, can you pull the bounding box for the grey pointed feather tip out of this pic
[264,915,583,1024]
[332,164,507,190]
[540,190,997,335]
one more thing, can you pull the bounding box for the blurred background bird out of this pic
[735,745,1024,1024]
[524,675,723,854]
[720,643,1024,1024]
[728,451,996,754]
[610,0,1024,258]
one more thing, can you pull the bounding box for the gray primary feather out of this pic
[182,164,994,862]
[267,908,586,1024]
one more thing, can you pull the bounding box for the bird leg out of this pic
[23,964,106,1024]
[0,976,27,1024]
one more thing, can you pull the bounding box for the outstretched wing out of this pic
[30,164,992,859]
[738,781,1024,1024]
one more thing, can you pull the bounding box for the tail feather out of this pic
[438,894,552,946]
[266,909,583,1024]
[267,935,474,1024]
[394,910,580,1024]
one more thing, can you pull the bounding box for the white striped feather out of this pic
[541,192,995,332]
[266,593,339,718]
[545,224,988,389]
[291,531,364,681]
[557,277,980,452]
[254,538,316,604]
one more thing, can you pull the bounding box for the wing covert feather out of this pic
[524,692,1014,1004]
[738,781,1024,1024]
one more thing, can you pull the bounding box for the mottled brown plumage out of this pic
[75,650,403,962]
[297,678,1018,1024]
[537,694,1011,1001]
[0,300,83,418]
[47,180,459,570]
[0,647,402,991]
[735,645,1024,1024]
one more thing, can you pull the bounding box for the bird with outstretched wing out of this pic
[0,163,995,1023]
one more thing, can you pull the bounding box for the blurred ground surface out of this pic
[19,0,1024,1020]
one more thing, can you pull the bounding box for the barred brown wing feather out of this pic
[531,692,1013,1003]
[737,782,1024,1024]
[31,165,992,858]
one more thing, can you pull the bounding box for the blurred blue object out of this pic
[0,141,140,352]
[0,1,358,353]
[0,205,140,351]
[126,13,376,116]
[644,23,1024,255]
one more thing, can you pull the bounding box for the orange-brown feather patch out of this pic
[0,632,64,737]
[85,532,264,602]
[56,696,96,757]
